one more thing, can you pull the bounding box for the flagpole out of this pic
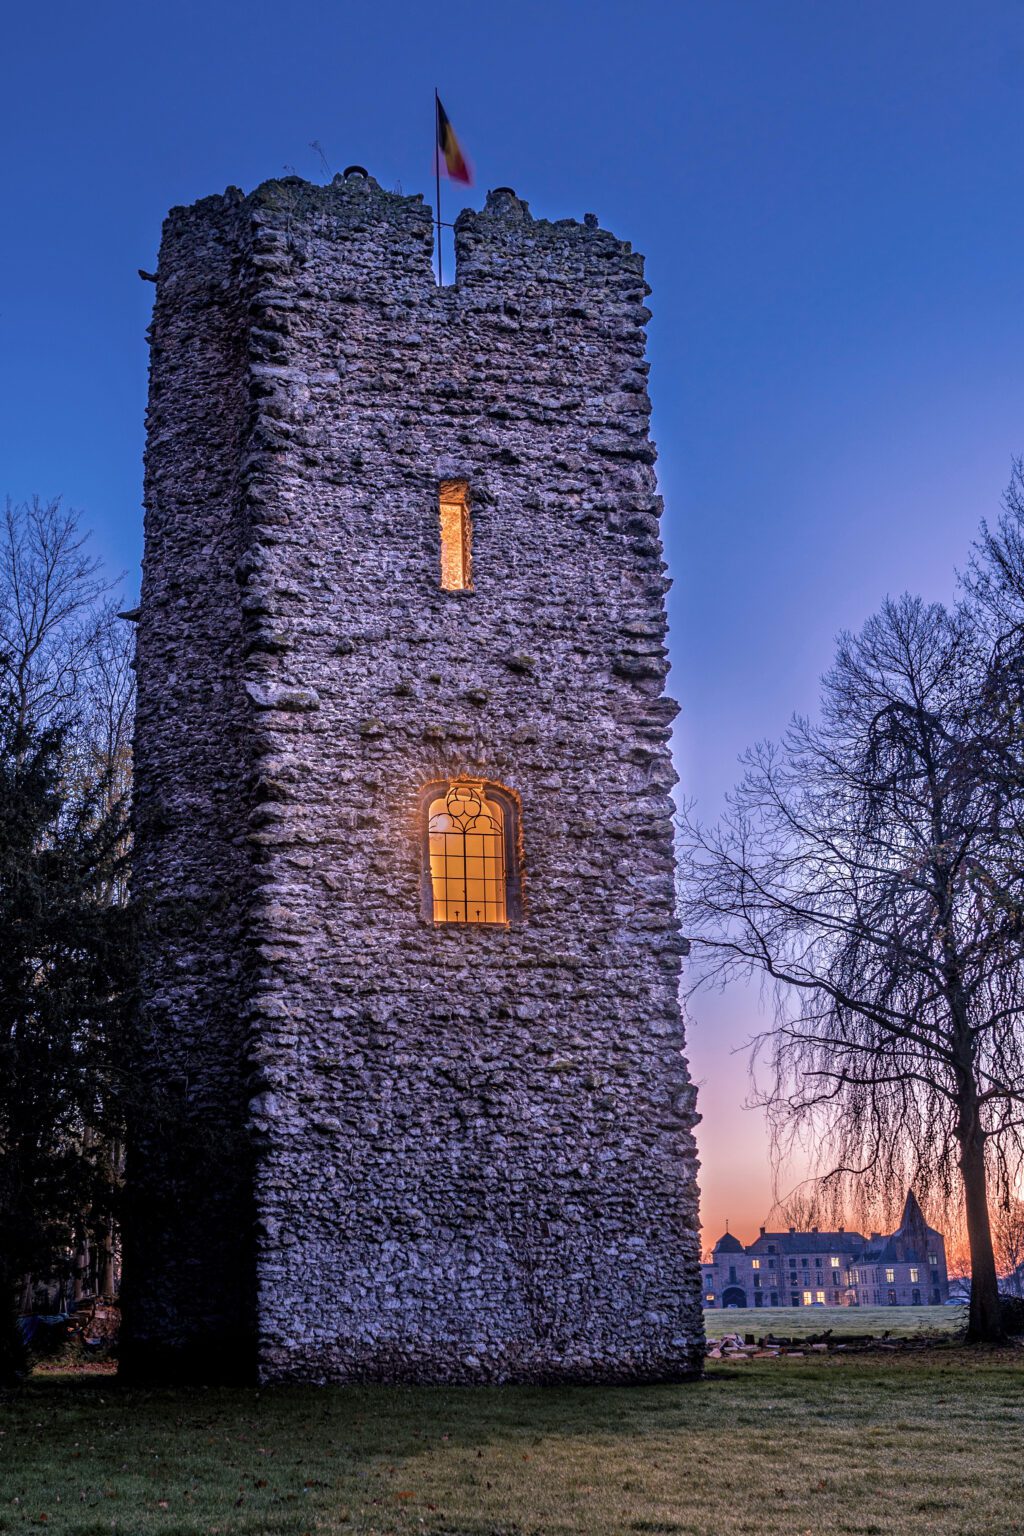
[434,87,442,285]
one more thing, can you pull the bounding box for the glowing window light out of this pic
[428,783,506,925]
[439,481,472,591]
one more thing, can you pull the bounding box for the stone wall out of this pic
[126,170,704,1383]
[122,190,260,1381]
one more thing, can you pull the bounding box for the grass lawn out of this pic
[704,1304,965,1338]
[2,1347,1023,1536]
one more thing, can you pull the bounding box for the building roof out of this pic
[702,1189,945,1266]
[713,1231,744,1254]
[745,1230,866,1256]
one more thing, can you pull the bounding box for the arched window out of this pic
[423,782,518,925]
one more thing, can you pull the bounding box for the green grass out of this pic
[704,1304,965,1338]
[2,1347,1023,1535]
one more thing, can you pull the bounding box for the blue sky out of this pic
[5,0,1024,1238]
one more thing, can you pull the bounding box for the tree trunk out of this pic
[98,1217,115,1297]
[959,1115,1005,1342]
[73,1233,89,1303]
[0,1263,27,1382]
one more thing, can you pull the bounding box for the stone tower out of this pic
[122,170,703,1384]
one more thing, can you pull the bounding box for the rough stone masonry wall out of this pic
[123,190,261,1379]
[131,169,704,1384]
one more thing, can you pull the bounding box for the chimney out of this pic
[759,1226,766,1236]
[789,1226,795,1234]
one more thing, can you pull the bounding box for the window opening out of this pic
[439,481,472,590]
[428,783,506,924]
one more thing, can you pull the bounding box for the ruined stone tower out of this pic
[123,169,703,1384]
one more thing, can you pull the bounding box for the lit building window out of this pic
[428,783,507,924]
[928,1253,938,1266]
[830,1256,840,1268]
[815,1290,825,1304]
[909,1267,919,1283]
[885,1267,895,1283]
[751,1259,760,1270]
[705,1292,716,1303]
[439,481,472,590]
[802,1290,812,1306]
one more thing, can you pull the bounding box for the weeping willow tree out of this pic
[680,592,1024,1343]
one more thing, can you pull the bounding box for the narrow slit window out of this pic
[439,481,472,590]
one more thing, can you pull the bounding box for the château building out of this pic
[121,170,703,1384]
[702,1191,949,1309]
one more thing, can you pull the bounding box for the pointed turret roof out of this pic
[863,1188,937,1262]
[900,1188,926,1230]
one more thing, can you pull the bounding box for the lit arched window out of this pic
[426,783,510,924]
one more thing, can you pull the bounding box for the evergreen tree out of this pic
[0,702,132,1377]
[0,498,133,1380]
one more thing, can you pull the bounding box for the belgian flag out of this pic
[436,94,472,185]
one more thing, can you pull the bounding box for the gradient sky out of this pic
[5,1,1024,1248]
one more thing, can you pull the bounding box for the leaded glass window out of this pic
[428,783,506,924]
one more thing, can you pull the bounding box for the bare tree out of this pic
[966,458,1024,633]
[963,459,1024,929]
[679,595,1024,1343]
[994,1199,1024,1298]
[0,497,117,734]
[771,1187,832,1233]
